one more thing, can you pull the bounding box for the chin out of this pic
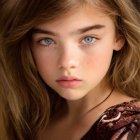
[60,93,86,101]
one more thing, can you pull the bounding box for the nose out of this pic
[58,44,79,70]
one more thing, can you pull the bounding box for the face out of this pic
[31,5,124,101]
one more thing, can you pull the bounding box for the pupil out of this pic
[85,37,92,42]
[46,39,52,44]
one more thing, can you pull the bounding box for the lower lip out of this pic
[56,80,81,88]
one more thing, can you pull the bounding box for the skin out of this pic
[31,4,131,140]
[31,5,123,100]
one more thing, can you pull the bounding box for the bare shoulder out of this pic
[132,98,140,107]
[109,89,140,107]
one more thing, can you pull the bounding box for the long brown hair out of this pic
[0,0,140,140]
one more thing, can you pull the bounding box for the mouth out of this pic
[56,76,82,88]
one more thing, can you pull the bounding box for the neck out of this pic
[66,85,112,120]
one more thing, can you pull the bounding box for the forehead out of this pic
[34,4,115,35]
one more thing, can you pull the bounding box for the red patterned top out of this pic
[82,100,140,140]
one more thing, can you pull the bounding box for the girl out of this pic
[0,0,140,140]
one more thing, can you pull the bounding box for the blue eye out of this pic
[82,36,96,44]
[39,38,55,46]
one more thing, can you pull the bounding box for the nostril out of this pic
[58,63,76,70]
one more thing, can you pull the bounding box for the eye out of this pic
[39,38,55,46]
[82,36,96,44]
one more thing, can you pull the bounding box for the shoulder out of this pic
[82,99,140,140]
[96,99,140,139]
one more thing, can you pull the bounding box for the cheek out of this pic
[31,50,55,76]
[85,49,113,74]
[34,58,55,84]
[36,58,55,75]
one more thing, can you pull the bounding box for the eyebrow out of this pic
[31,24,105,36]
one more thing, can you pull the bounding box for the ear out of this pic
[113,35,125,51]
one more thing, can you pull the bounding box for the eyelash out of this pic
[35,35,99,47]
[80,36,99,47]
[38,38,56,47]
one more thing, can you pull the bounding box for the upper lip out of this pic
[56,76,81,81]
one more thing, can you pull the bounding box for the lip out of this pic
[56,76,82,88]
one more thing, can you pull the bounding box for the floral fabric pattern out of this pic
[82,100,140,140]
